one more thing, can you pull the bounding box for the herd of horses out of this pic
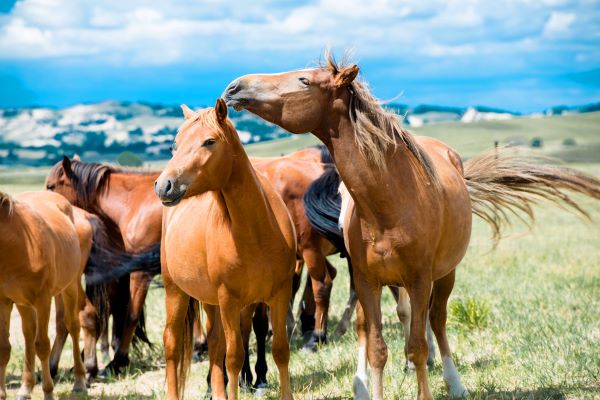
[1,53,600,400]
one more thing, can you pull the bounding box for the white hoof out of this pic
[448,386,469,399]
[353,375,370,400]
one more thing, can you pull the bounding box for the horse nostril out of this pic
[165,179,173,195]
[225,80,240,96]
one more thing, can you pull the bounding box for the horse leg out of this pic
[239,304,256,390]
[205,304,227,400]
[107,271,152,375]
[193,313,208,361]
[62,284,87,394]
[303,249,333,351]
[100,325,110,364]
[218,292,244,400]
[16,305,36,400]
[407,275,434,400]
[352,301,369,400]
[268,285,293,400]
[392,286,435,369]
[333,258,357,339]
[80,299,99,385]
[48,296,68,378]
[34,297,54,400]
[353,271,386,400]
[0,300,12,400]
[430,271,468,398]
[287,261,303,338]
[298,272,316,342]
[163,282,190,400]
[252,303,269,392]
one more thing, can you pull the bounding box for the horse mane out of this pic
[322,52,439,186]
[48,160,159,210]
[178,107,234,143]
[0,191,14,215]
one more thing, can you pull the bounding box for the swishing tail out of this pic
[178,298,199,399]
[464,147,600,241]
[84,215,159,347]
[304,163,348,256]
[84,242,161,285]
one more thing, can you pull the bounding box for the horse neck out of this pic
[216,141,277,240]
[314,115,429,228]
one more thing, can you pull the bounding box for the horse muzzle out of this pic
[154,177,186,207]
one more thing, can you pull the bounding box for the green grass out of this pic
[1,113,599,399]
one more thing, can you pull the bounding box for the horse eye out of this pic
[46,183,55,190]
[299,77,310,86]
[203,138,216,147]
[170,142,177,152]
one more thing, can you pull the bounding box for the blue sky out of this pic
[0,0,598,112]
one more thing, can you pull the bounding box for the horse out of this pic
[155,99,296,400]
[222,53,600,399]
[46,205,153,385]
[46,157,162,377]
[0,190,87,400]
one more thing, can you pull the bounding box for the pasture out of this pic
[0,113,599,399]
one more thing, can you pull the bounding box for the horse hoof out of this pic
[16,396,32,400]
[253,383,268,397]
[352,375,370,400]
[448,387,469,399]
[43,394,55,400]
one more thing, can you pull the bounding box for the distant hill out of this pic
[0,100,598,166]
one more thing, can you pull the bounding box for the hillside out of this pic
[1,101,598,167]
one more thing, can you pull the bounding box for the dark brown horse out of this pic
[46,159,162,377]
[223,53,600,399]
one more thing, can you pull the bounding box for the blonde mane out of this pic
[178,107,235,143]
[323,52,438,186]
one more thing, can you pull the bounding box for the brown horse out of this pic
[0,190,87,400]
[155,99,296,400]
[222,53,600,399]
[46,157,162,377]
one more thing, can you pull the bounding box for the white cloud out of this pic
[543,11,576,37]
[0,0,595,68]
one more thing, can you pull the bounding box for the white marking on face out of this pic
[442,356,468,398]
[179,184,187,192]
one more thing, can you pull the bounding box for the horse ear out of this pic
[73,154,81,161]
[62,156,72,174]
[215,98,228,124]
[334,64,359,88]
[181,104,195,119]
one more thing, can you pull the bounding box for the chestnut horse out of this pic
[0,191,87,400]
[155,99,296,400]
[223,54,600,399]
[46,157,162,376]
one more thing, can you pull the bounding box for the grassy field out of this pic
[1,113,599,399]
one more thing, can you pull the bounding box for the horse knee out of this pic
[407,336,428,366]
[35,337,51,358]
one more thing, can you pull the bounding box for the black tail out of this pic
[84,243,161,285]
[304,149,347,256]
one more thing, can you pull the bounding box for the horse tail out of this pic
[84,243,161,285]
[303,163,348,256]
[178,297,199,399]
[463,147,600,241]
[84,214,119,336]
